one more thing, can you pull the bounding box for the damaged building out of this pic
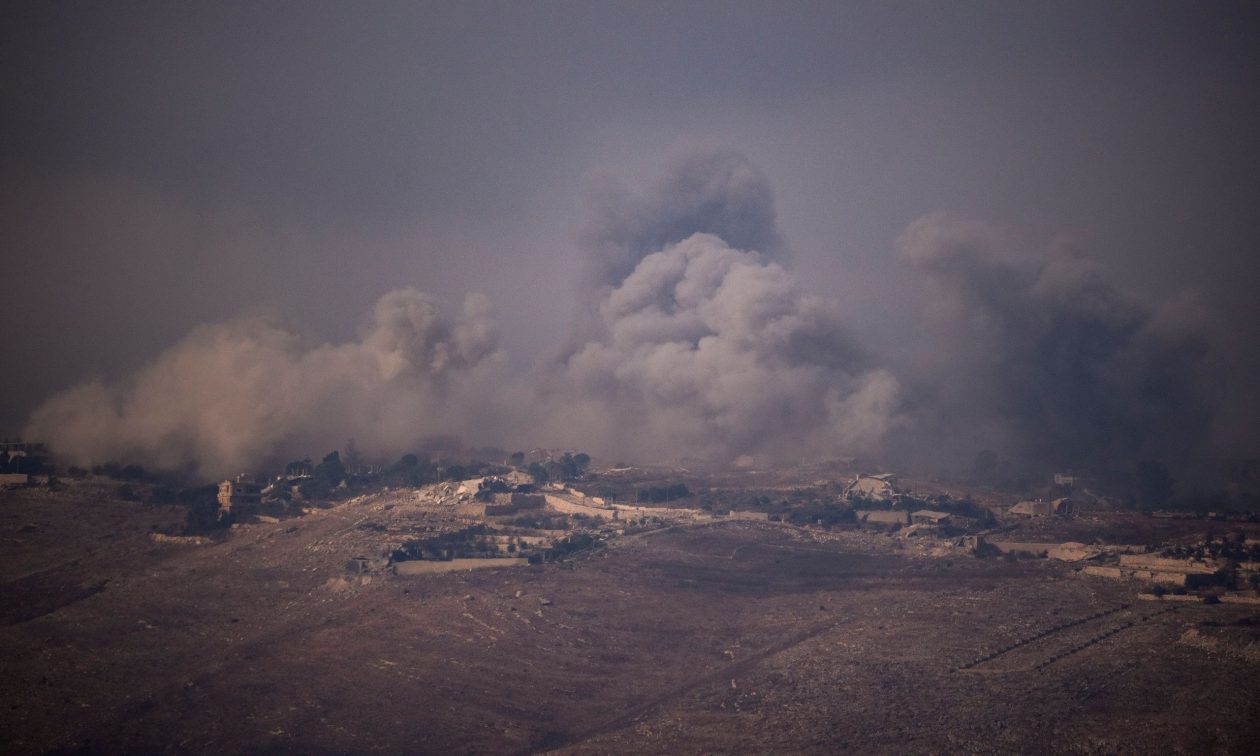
[218,474,262,515]
[844,473,900,503]
[1009,498,1073,517]
[458,492,546,518]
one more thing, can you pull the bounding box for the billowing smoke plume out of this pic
[534,150,900,464]
[545,231,900,463]
[893,213,1211,475]
[583,151,783,289]
[26,150,897,474]
[25,288,504,478]
[25,152,1222,479]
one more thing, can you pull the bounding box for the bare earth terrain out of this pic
[2,482,1259,754]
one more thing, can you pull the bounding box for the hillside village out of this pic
[181,456,1260,609]
[5,445,1260,752]
[6,438,1260,607]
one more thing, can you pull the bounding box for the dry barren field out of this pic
[2,486,1258,754]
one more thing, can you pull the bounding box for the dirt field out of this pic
[2,485,1259,754]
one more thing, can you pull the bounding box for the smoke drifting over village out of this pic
[22,151,1231,479]
[10,9,1260,754]
[6,3,1259,481]
[546,152,899,464]
[26,154,899,473]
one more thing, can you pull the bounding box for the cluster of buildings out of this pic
[1083,554,1220,588]
[854,509,952,527]
[978,534,1260,603]
[216,463,320,517]
[843,473,966,533]
[839,471,1260,603]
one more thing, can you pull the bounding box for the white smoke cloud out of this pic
[544,232,901,463]
[25,288,504,477]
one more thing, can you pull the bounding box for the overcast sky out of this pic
[4,2,1259,470]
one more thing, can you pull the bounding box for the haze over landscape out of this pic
[5,1,1259,480]
[7,5,1260,754]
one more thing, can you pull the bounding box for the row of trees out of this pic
[276,445,593,500]
[524,452,591,485]
[298,447,593,491]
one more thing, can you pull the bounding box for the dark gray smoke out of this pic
[583,151,783,289]
[893,213,1212,475]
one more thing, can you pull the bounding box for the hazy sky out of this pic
[4,2,1259,472]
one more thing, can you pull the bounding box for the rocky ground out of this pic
[2,482,1259,754]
